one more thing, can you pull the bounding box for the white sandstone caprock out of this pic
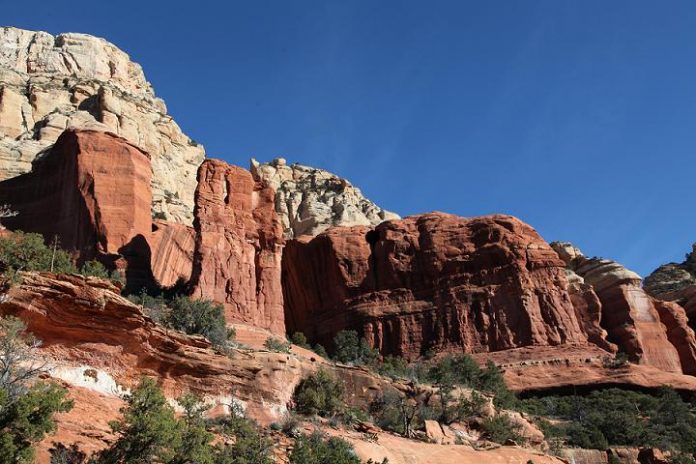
[250,157,399,238]
[0,27,205,225]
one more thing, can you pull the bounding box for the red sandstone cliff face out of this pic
[551,243,696,376]
[0,129,152,278]
[0,131,286,333]
[149,219,195,288]
[189,159,285,334]
[283,213,589,358]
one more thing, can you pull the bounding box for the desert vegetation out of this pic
[0,316,73,463]
[127,291,235,351]
[521,388,696,455]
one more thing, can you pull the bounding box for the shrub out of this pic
[213,402,273,464]
[49,443,87,464]
[79,260,109,279]
[374,355,410,379]
[0,232,76,274]
[0,382,73,463]
[341,406,371,426]
[426,355,516,409]
[521,388,696,453]
[293,369,344,417]
[480,414,523,444]
[264,337,291,353]
[280,412,301,437]
[0,316,73,462]
[603,352,630,369]
[370,389,425,438]
[332,330,378,365]
[289,432,360,464]
[167,296,233,350]
[290,332,310,348]
[175,393,215,464]
[97,378,183,464]
[312,344,328,358]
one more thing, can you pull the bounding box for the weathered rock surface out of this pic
[645,244,696,295]
[0,129,152,280]
[0,137,285,327]
[190,159,285,334]
[251,157,399,238]
[564,268,617,352]
[149,219,195,287]
[0,272,390,421]
[644,244,696,323]
[0,27,204,224]
[283,213,588,358]
[551,242,696,375]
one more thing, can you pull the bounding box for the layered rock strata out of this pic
[283,213,588,358]
[0,272,391,423]
[551,242,696,375]
[251,157,399,238]
[0,27,204,223]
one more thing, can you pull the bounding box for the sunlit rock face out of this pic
[552,242,696,375]
[283,213,589,358]
[251,157,399,238]
[189,159,286,334]
[0,26,204,224]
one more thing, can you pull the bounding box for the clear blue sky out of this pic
[3,1,696,276]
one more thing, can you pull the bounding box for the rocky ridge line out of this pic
[251,157,399,238]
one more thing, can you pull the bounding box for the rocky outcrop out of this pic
[283,213,588,358]
[0,272,390,420]
[551,242,696,375]
[644,244,696,323]
[0,27,204,224]
[251,157,399,238]
[476,344,696,394]
[645,244,696,295]
[190,159,285,334]
[0,129,152,281]
[0,131,285,326]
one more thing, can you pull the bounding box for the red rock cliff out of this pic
[189,159,285,334]
[283,213,588,358]
[0,129,153,281]
[552,242,696,375]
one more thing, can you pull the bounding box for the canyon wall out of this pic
[0,129,153,283]
[283,213,589,358]
[0,130,286,334]
[189,159,285,333]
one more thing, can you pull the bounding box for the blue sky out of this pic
[3,1,695,276]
